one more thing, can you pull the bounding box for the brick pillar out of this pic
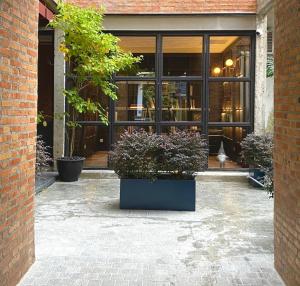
[274,0,300,285]
[0,0,38,285]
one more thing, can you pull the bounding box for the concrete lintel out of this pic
[103,15,256,31]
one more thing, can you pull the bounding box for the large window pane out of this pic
[115,81,156,122]
[114,125,155,142]
[77,85,109,121]
[74,125,109,168]
[208,127,247,169]
[117,36,156,77]
[162,81,202,122]
[209,82,250,122]
[163,36,202,76]
[210,36,251,77]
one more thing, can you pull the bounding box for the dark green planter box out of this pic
[248,168,265,188]
[120,179,196,211]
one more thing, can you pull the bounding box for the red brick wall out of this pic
[274,0,300,285]
[68,0,256,14]
[0,0,38,285]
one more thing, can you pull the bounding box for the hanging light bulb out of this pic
[225,59,234,67]
[213,67,221,75]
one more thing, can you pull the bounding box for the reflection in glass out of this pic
[75,85,109,121]
[161,125,201,135]
[208,127,247,168]
[114,126,155,142]
[162,81,202,121]
[117,36,156,77]
[210,36,251,77]
[74,125,109,168]
[115,81,156,122]
[163,36,203,76]
[209,82,250,122]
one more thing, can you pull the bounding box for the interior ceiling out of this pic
[210,36,238,53]
[118,36,238,53]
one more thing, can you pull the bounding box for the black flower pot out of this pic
[56,157,85,182]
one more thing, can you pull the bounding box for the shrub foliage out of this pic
[241,133,274,197]
[36,136,53,174]
[240,133,273,169]
[110,129,208,180]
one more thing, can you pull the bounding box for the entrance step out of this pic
[81,170,118,179]
[195,171,248,183]
[80,170,248,182]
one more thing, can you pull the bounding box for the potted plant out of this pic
[49,2,140,181]
[110,129,208,211]
[241,133,273,188]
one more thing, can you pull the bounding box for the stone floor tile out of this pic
[18,178,284,286]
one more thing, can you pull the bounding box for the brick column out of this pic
[274,0,300,285]
[0,0,38,285]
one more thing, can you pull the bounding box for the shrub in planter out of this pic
[241,133,274,193]
[110,129,208,211]
[240,133,273,169]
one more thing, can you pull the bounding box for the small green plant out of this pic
[37,111,48,127]
[49,2,140,157]
[110,129,208,180]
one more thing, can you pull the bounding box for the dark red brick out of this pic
[274,0,300,285]
[0,0,38,285]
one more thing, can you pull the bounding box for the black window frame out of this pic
[66,30,256,169]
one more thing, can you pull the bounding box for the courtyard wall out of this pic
[274,0,300,285]
[0,0,38,285]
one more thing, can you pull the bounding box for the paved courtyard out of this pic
[19,177,284,286]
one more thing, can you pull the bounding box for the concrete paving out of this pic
[18,178,284,286]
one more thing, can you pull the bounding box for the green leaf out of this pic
[48,1,141,156]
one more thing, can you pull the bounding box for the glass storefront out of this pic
[209,82,250,123]
[118,36,156,77]
[210,36,251,78]
[70,33,254,169]
[115,81,156,122]
[73,125,109,168]
[208,127,248,169]
[161,125,201,135]
[163,36,203,76]
[162,81,202,122]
